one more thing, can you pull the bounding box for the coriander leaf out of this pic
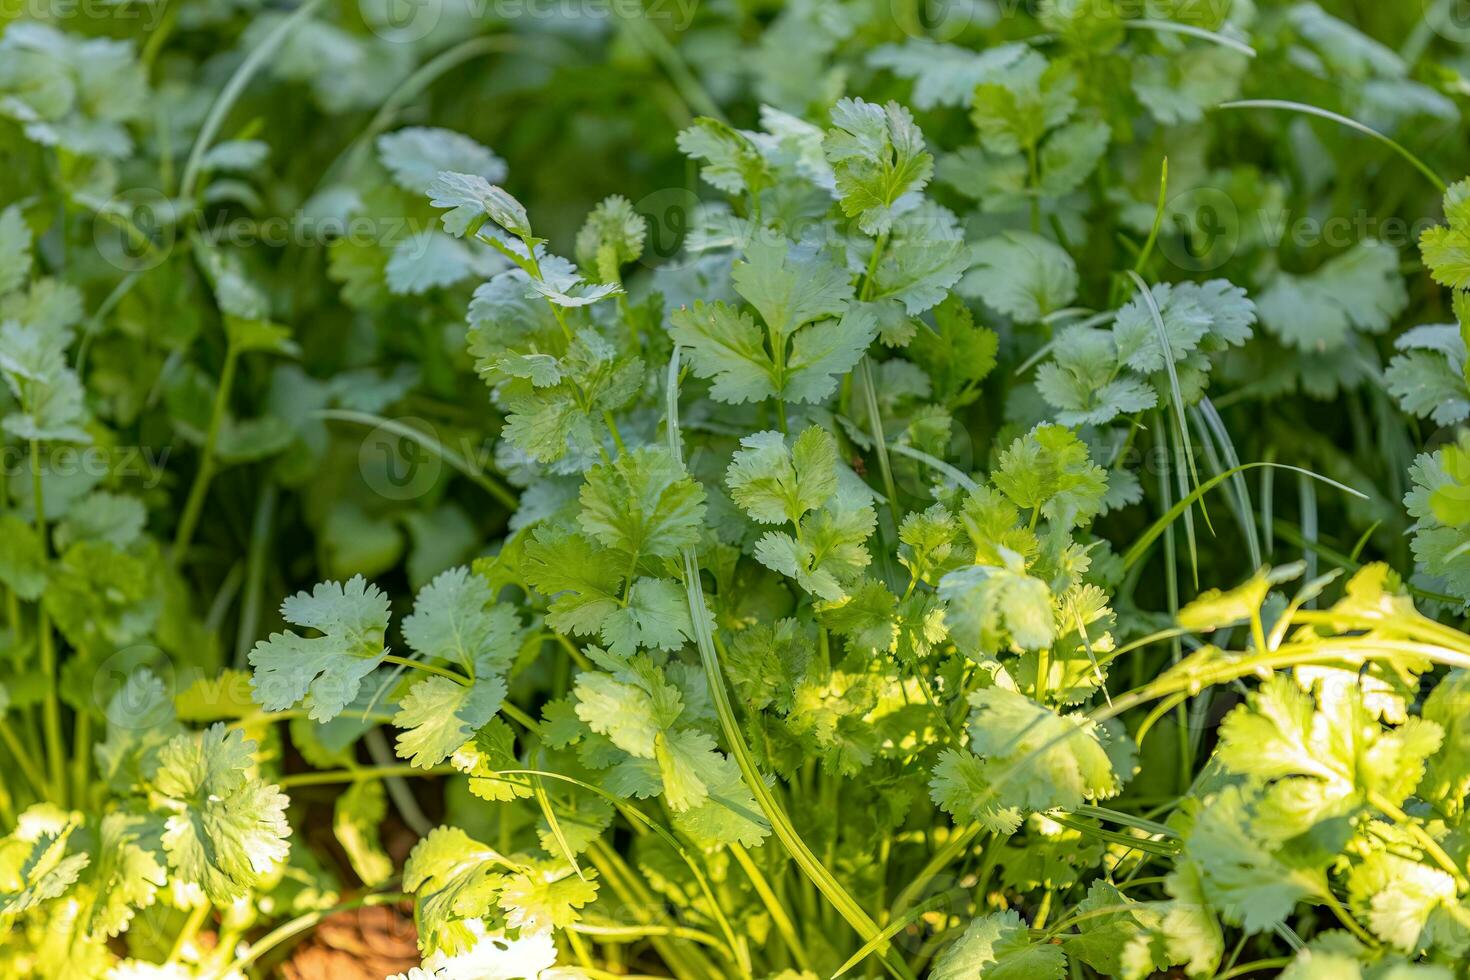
[931,909,1067,980]
[151,724,291,904]
[732,237,852,340]
[963,688,1125,814]
[404,825,509,955]
[334,780,393,887]
[908,294,998,406]
[0,205,31,297]
[578,447,706,560]
[867,40,1030,110]
[428,171,530,239]
[248,575,390,723]
[377,127,505,195]
[598,577,695,655]
[726,427,839,525]
[993,423,1108,528]
[783,304,877,402]
[402,566,521,675]
[498,861,598,932]
[960,231,1077,323]
[677,117,771,196]
[669,300,777,404]
[394,671,507,768]
[522,527,624,637]
[1420,178,1470,289]
[575,195,646,283]
[1258,241,1407,350]
[823,97,934,236]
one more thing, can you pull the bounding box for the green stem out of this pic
[0,719,49,798]
[173,343,238,563]
[168,901,213,964]
[30,440,63,804]
[179,0,328,201]
[731,842,812,971]
[224,892,404,974]
[859,357,902,531]
[277,764,453,789]
[1369,790,1469,891]
[380,653,470,686]
[665,350,916,980]
[70,710,90,805]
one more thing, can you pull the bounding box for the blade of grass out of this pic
[665,349,916,980]
[1124,18,1257,56]
[180,0,327,201]
[1216,100,1448,193]
[1122,462,1367,572]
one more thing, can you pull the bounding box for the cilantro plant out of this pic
[6,2,1470,979]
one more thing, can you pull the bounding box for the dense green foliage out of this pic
[4,1,1470,978]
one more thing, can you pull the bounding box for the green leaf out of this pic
[931,909,1067,980]
[0,205,32,297]
[151,723,291,904]
[394,671,507,768]
[907,295,998,408]
[578,447,706,561]
[81,812,166,939]
[404,825,509,954]
[1385,324,1470,425]
[402,566,521,675]
[733,237,853,341]
[939,560,1055,657]
[1036,326,1156,426]
[957,688,1125,820]
[334,780,394,887]
[867,40,1029,110]
[726,426,839,525]
[823,97,935,236]
[248,575,391,723]
[497,860,598,932]
[960,231,1077,323]
[377,126,505,195]
[670,300,778,404]
[971,52,1077,155]
[598,577,695,656]
[428,171,531,239]
[1258,241,1407,350]
[0,822,87,921]
[523,527,625,638]
[575,195,646,283]
[676,117,771,197]
[0,513,45,600]
[1182,785,1328,934]
[993,423,1108,529]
